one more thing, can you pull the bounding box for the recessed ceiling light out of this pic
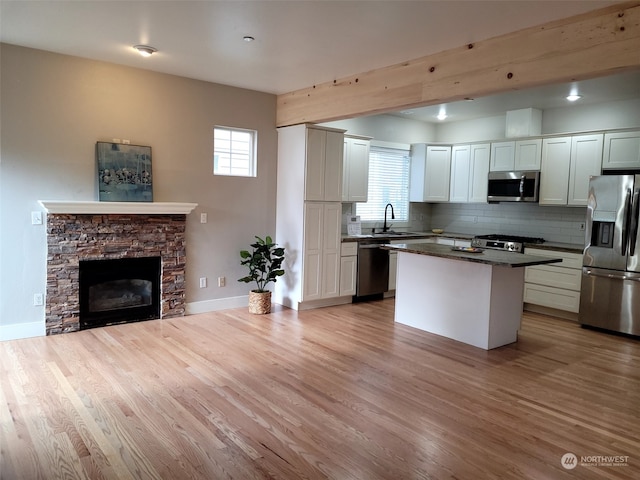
[243,36,255,42]
[566,94,582,102]
[133,45,157,57]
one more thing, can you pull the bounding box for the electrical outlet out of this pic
[218,276,226,287]
[579,222,585,231]
[200,213,207,223]
[122,139,130,145]
[199,277,207,288]
[33,293,44,306]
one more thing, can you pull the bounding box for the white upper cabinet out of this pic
[491,139,541,171]
[449,145,471,202]
[490,141,515,171]
[305,127,343,201]
[342,135,371,203]
[410,144,451,202]
[514,139,542,170]
[540,134,603,206]
[568,134,603,206]
[602,130,640,170]
[449,143,490,204]
[540,137,571,205]
[468,143,490,203]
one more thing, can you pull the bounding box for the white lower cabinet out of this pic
[524,248,582,314]
[302,202,341,301]
[388,251,398,291]
[339,242,358,296]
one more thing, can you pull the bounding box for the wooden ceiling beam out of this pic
[276,1,640,127]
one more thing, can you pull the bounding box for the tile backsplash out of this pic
[342,201,586,245]
[430,203,587,245]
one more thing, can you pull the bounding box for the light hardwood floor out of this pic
[1,300,639,479]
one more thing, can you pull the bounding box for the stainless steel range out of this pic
[471,234,544,253]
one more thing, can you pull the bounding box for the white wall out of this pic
[0,44,278,340]
[322,114,436,144]
[434,115,506,144]
[542,98,640,134]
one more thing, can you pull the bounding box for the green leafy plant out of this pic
[238,236,286,293]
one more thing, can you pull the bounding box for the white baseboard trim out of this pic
[186,295,248,315]
[0,321,46,342]
[298,296,353,311]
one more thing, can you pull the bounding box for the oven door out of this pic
[487,171,540,202]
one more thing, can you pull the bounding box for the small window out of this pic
[213,126,257,177]
[356,144,411,224]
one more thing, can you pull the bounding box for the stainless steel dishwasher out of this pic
[356,240,390,297]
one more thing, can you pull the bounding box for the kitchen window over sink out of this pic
[356,143,410,224]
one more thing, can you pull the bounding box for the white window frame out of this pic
[213,126,257,177]
[355,141,411,229]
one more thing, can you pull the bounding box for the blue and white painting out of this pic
[97,142,153,202]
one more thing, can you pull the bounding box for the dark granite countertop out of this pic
[523,242,584,254]
[382,242,563,268]
[342,232,474,243]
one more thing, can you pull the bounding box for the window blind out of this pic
[356,145,410,223]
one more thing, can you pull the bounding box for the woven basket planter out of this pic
[248,290,271,314]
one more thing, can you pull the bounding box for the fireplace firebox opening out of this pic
[79,257,161,330]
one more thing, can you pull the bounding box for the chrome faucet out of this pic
[382,203,395,232]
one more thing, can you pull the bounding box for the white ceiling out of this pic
[1,0,638,122]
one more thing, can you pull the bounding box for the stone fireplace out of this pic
[40,201,197,335]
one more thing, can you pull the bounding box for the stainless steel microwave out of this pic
[487,171,540,202]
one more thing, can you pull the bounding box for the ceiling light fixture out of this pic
[243,36,255,42]
[566,94,582,102]
[133,45,157,57]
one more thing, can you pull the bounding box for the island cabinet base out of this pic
[395,252,525,350]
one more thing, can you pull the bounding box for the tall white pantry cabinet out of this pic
[275,124,345,310]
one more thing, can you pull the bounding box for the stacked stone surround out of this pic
[45,213,186,335]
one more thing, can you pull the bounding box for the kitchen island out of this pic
[383,243,562,350]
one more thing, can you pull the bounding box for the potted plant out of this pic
[238,235,285,314]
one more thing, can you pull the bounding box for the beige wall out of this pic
[0,44,278,339]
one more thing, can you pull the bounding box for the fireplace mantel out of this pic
[38,200,197,215]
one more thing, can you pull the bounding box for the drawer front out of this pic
[524,265,582,291]
[524,283,580,313]
[341,242,358,256]
[525,248,582,269]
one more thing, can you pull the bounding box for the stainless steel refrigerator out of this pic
[580,174,640,336]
